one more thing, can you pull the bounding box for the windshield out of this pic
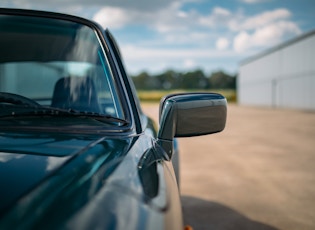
[0,14,124,119]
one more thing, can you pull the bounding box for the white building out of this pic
[238,30,315,110]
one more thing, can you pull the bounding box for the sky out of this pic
[1,0,315,75]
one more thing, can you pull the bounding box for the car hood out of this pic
[0,131,133,218]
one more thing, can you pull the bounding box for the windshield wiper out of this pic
[0,106,129,125]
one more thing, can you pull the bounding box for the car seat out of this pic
[51,76,101,113]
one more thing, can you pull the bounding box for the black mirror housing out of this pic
[157,93,227,158]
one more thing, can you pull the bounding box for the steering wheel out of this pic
[0,92,40,107]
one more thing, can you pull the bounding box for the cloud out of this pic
[119,44,240,74]
[93,7,131,29]
[93,2,190,32]
[92,4,302,63]
[120,45,238,66]
[216,37,230,50]
[228,8,301,53]
[151,2,191,33]
[233,21,301,52]
[199,7,232,28]
[230,8,291,31]
[240,0,271,3]
[233,32,251,53]
[183,59,197,69]
[5,0,175,11]
[2,0,178,23]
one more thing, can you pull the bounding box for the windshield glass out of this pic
[0,14,124,119]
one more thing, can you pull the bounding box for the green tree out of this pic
[132,71,160,90]
[155,70,178,90]
[209,71,236,89]
[178,69,208,89]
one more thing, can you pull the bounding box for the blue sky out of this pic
[1,0,315,75]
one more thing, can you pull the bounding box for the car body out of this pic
[0,8,227,230]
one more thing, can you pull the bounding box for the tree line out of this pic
[131,69,237,90]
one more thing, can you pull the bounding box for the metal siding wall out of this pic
[238,51,280,106]
[239,32,315,110]
[277,35,315,109]
[277,75,313,109]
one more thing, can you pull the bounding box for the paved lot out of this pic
[142,103,315,230]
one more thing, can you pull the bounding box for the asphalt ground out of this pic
[142,103,315,230]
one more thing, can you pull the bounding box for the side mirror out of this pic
[157,93,227,158]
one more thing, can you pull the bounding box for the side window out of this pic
[88,52,123,117]
[105,30,143,116]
